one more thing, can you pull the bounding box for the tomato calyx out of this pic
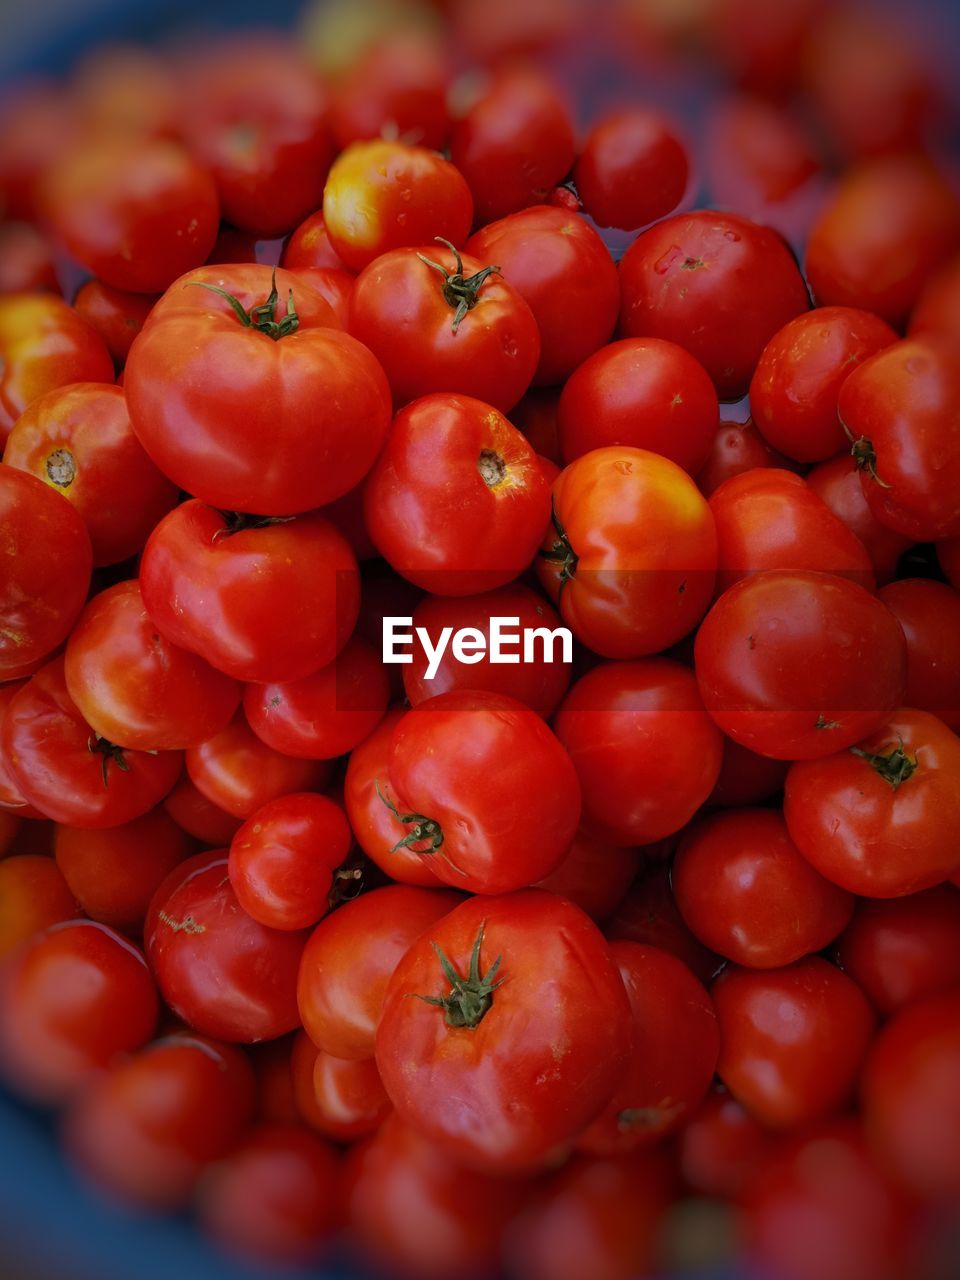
[539,497,579,588]
[327,862,365,911]
[848,434,892,490]
[189,269,300,341]
[374,777,444,850]
[45,448,76,488]
[87,732,130,787]
[413,922,506,1029]
[417,237,501,334]
[850,739,918,790]
[212,511,295,541]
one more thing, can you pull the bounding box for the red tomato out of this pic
[575,109,689,231]
[0,682,44,815]
[605,861,721,986]
[303,1041,392,1143]
[364,393,551,596]
[709,737,789,807]
[72,280,157,366]
[288,265,353,328]
[679,1085,773,1199]
[713,957,875,1128]
[465,206,620,387]
[349,242,539,412]
[696,416,794,497]
[806,453,912,585]
[533,829,637,923]
[910,252,960,341]
[375,890,631,1172]
[71,44,180,142]
[877,579,960,730]
[204,225,263,266]
[784,708,960,897]
[619,210,809,398]
[328,33,450,151]
[0,856,77,958]
[251,1035,299,1125]
[163,775,242,846]
[706,0,826,96]
[0,921,158,1103]
[512,387,562,464]
[280,210,347,273]
[0,221,58,294]
[125,264,393,515]
[554,659,723,846]
[695,570,906,760]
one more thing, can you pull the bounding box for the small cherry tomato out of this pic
[0,855,78,958]
[575,108,689,231]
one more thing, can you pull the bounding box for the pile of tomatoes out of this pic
[1,1,960,1278]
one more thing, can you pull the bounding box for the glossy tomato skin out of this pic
[0,856,78,958]
[749,306,898,463]
[878,579,960,730]
[557,339,718,475]
[713,957,876,1129]
[375,890,631,1173]
[910,253,960,341]
[619,210,809,398]
[163,775,242,846]
[540,447,717,659]
[695,570,906,760]
[364,393,551,596]
[140,501,360,684]
[696,416,793,496]
[328,32,450,152]
[709,737,789,807]
[784,709,960,897]
[304,1043,392,1143]
[605,862,722,986]
[806,454,912,585]
[125,264,392,515]
[533,830,637,924]
[575,109,689,231]
[72,279,157,366]
[0,682,42,814]
[673,809,854,968]
[280,210,347,273]
[349,244,539,412]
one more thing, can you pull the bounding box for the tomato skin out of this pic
[349,244,540,412]
[328,33,450,152]
[575,109,689,231]
[674,809,854,968]
[713,957,875,1129]
[465,206,620,388]
[0,920,158,1104]
[696,416,794,497]
[877,580,960,730]
[0,685,44,814]
[619,210,809,399]
[605,862,721,986]
[0,221,58,295]
[557,339,718,475]
[72,280,157,367]
[695,570,906,760]
[140,501,360,684]
[323,140,473,273]
[297,884,461,1060]
[554,659,723,846]
[301,1040,392,1143]
[910,253,960,341]
[533,829,637,923]
[376,890,631,1173]
[679,1085,772,1199]
[784,709,960,898]
[364,393,551,596]
[288,266,353,328]
[806,454,912,585]
[163,775,242,846]
[0,855,78,958]
[0,83,80,221]
[709,737,789,807]
[281,210,347,273]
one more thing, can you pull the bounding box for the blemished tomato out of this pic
[605,861,721,987]
[348,242,539,412]
[673,808,854,968]
[363,393,551,596]
[538,447,717,659]
[375,890,631,1173]
[0,920,158,1103]
[575,109,689,231]
[328,32,450,151]
[297,884,461,1060]
[146,854,309,1042]
[42,139,220,293]
[696,416,794,497]
[0,221,58,295]
[465,206,620,388]
[0,855,78,958]
[125,264,393,516]
[877,579,960,730]
[619,210,809,399]
[163,775,243,846]
[749,307,898,463]
[709,737,789,808]
[910,253,960,341]
[553,659,723,846]
[713,956,876,1129]
[63,1033,255,1210]
[533,830,637,924]
[805,454,912,586]
[139,501,360,684]
[694,570,906,760]
[72,279,157,367]
[302,1040,392,1143]
[323,139,473,273]
[4,383,178,567]
[784,709,960,898]
[449,66,575,225]
[280,210,347,272]
[679,1085,773,1200]
[557,339,718,476]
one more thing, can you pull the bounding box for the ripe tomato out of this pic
[0,682,43,815]
[287,265,354,328]
[805,454,912,585]
[534,830,637,924]
[679,1085,772,1200]
[72,279,157,367]
[619,210,809,398]
[71,44,180,142]
[328,32,450,151]
[877,579,960,730]
[538,447,717,659]
[696,416,793,497]
[784,709,960,897]
[281,210,347,272]
[0,855,77,958]
[302,1041,392,1142]
[605,861,721,986]
[0,82,79,220]
[713,957,875,1128]
[575,108,689,231]
[125,264,393,515]
[375,890,631,1172]
[364,393,551,596]
[709,737,789,807]
[0,221,58,294]
[163,775,242,846]
[706,0,824,96]
[910,252,960,341]
[348,242,540,412]
[694,570,906,760]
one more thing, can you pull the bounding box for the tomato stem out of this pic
[850,738,918,790]
[849,435,891,489]
[212,511,295,541]
[412,922,506,1029]
[417,237,501,333]
[188,268,300,340]
[87,733,130,788]
[538,496,579,590]
[374,778,468,877]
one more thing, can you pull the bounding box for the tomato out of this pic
[910,253,960,341]
[465,206,620,387]
[575,108,689,231]
[512,387,562,465]
[0,856,77,958]
[0,294,114,445]
[250,1035,299,1125]
[146,854,309,1042]
[713,957,875,1128]
[877,579,960,730]
[287,265,354,328]
[163,775,243,846]
[449,66,575,224]
[539,447,717,658]
[0,687,45,811]
[696,415,793,497]
[139,501,360,684]
[709,737,789,807]
[364,393,551,596]
[281,210,347,273]
[605,861,721,986]
[0,82,80,220]
[553,659,723,846]
[64,1033,255,1209]
[293,1033,391,1142]
[806,454,912,585]
[557,339,717,475]
[679,1085,772,1199]
[619,210,809,398]
[71,44,179,142]
[839,337,960,542]
[0,221,58,294]
[805,157,960,326]
[533,829,637,923]
[0,921,158,1103]
[72,280,157,367]
[349,242,539,412]
[125,264,393,515]
[323,140,473,273]
[861,990,960,1200]
[204,225,262,266]
[375,891,631,1172]
[328,32,450,151]
[694,570,906,760]
[298,884,460,1060]
[706,0,825,96]
[784,709,960,898]
[674,809,854,968]
[198,1123,341,1264]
